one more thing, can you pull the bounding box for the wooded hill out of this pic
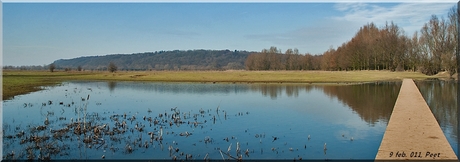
[52,50,251,71]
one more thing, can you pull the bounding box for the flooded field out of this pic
[2,81,456,160]
[416,80,458,156]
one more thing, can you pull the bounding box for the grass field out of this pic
[2,70,452,100]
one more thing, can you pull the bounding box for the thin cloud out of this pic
[245,2,456,54]
[245,20,357,54]
[332,3,455,34]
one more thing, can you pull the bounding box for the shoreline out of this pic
[2,70,454,100]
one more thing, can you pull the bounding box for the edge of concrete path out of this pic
[375,79,457,161]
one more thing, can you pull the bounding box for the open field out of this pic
[2,70,453,100]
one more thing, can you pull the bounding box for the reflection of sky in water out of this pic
[415,80,458,157]
[3,81,454,160]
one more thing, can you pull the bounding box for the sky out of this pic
[2,1,458,66]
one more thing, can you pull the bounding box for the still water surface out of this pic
[2,81,456,160]
[416,80,458,157]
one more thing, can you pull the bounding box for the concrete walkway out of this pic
[375,79,457,161]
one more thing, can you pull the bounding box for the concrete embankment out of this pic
[375,79,457,161]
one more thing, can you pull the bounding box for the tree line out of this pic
[245,7,458,77]
[245,47,322,70]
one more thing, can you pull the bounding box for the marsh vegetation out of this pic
[4,81,410,160]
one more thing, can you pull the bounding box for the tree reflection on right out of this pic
[321,82,402,125]
[416,79,457,140]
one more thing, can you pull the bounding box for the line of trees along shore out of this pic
[5,8,457,75]
[245,7,458,77]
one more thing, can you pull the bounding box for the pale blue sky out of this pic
[2,1,457,66]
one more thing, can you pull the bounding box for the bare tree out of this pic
[406,31,422,72]
[49,63,56,72]
[285,49,293,70]
[244,53,256,70]
[420,15,448,75]
[444,7,458,77]
[108,62,118,73]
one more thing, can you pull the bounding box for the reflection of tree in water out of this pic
[321,82,401,125]
[107,82,117,92]
[416,80,457,139]
[99,82,318,98]
[250,84,316,99]
[251,84,283,99]
[251,82,402,125]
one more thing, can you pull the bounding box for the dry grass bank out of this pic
[2,70,447,100]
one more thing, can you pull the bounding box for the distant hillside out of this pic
[53,49,252,71]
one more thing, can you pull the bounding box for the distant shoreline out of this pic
[2,70,454,100]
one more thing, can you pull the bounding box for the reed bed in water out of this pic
[3,94,258,160]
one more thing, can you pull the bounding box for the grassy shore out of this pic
[2,70,452,100]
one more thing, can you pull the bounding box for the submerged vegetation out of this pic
[3,80,406,160]
[4,79,455,160]
[3,92,254,160]
[2,3,458,161]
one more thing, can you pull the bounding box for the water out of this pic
[415,80,458,157]
[2,81,455,160]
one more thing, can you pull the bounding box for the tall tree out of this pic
[420,15,447,75]
[406,31,422,72]
[444,7,458,77]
